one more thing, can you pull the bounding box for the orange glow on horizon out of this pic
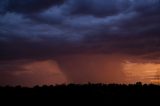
[123,61,160,84]
[150,79,160,85]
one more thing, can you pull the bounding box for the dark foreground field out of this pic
[0,83,160,105]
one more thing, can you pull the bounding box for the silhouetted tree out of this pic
[0,83,160,105]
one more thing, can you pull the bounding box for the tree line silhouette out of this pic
[0,82,160,105]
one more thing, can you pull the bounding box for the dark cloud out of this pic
[0,0,64,14]
[65,0,160,17]
[1,34,160,62]
[30,6,66,25]
[0,0,160,85]
[66,0,130,17]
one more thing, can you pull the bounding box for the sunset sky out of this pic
[0,0,160,86]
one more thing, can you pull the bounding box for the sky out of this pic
[0,0,160,86]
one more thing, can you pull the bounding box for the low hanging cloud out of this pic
[0,60,68,86]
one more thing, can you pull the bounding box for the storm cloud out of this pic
[0,0,160,85]
[0,0,64,14]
